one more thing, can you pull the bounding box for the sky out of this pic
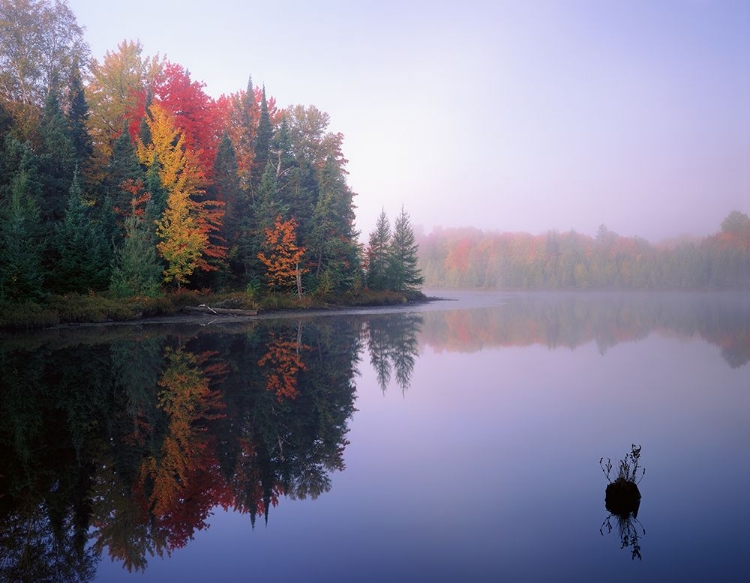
[67,0,749,242]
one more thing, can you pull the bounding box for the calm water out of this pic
[1,291,748,582]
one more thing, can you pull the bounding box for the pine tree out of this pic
[387,207,424,293]
[101,123,145,248]
[252,86,273,193]
[366,210,391,291]
[212,132,247,282]
[37,87,76,225]
[0,155,44,301]
[53,171,110,293]
[67,66,93,169]
[110,208,162,298]
[309,156,361,293]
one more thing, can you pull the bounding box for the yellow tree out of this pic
[257,215,308,299]
[137,103,224,286]
[86,40,163,162]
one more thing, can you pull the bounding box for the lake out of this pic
[1,291,748,582]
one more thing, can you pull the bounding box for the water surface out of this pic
[1,291,748,582]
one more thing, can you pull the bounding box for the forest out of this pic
[1,1,746,329]
[417,212,750,290]
[0,0,423,323]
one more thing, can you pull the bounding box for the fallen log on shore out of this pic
[183,305,258,316]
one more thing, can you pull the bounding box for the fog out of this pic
[69,0,749,242]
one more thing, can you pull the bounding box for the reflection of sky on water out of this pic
[95,294,749,582]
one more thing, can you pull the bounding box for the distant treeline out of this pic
[417,212,750,290]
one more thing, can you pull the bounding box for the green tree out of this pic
[0,151,44,300]
[251,86,272,194]
[366,210,391,291]
[309,156,360,294]
[211,131,247,284]
[388,207,424,293]
[52,171,110,293]
[66,65,93,168]
[110,200,162,298]
[36,87,76,225]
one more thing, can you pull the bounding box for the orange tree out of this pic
[257,215,308,298]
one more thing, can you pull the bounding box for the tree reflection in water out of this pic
[0,318,360,577]
[365,313,423,393]
[1,293,746,578]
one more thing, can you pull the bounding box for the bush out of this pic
[0,301,60,329]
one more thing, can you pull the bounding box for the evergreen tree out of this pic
[0,157,44,300]
[387,207,424,293]
[66,66,93,168]
[101,123,145,248]
[110,209,162,298]
[144,156,167,223]
[237,75,256,191]
[37,87,76,225]
[252,86,272,193]
[243,162,284,288]
[106,124,143,206]
[52,172,110,293]
[366,210,391,291]
[212,132,247,282]
[309,156,360,294]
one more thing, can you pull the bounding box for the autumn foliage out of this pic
[257,215,308,298]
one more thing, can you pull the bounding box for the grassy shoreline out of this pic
[0,289,428,331]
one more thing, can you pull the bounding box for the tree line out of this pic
[418,212,750,290]
[0,0,423,306]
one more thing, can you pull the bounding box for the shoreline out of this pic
[31,295,450,331]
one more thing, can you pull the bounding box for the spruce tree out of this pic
[53,172,110,293]
[387,207,424,293]
[309,156,361,293]
[366,210,391,291]
[66,66,93,169]
[110,210,162,298]
[212,132,247,282]
[37,87,76,225]
[101,124,145,248]
[0,160,44,301]
[252,86,272,192]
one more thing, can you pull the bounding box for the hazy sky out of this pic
[67,0,749,241]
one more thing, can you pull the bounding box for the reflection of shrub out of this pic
[600,445,646,560]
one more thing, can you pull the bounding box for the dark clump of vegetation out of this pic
[600,444,646,560]
[600,443,645,516]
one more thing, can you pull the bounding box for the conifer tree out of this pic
[212,131,247,282]
[67,65,93,169]
[53,171,110,293]
[110,206,162,298]
[366,210,391,291]
[387,207,424,293]
[309,156,360,293]
[101,123,144,247]
[0,150,44,300]
[37,87,76,225]
[252,86,272,192]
